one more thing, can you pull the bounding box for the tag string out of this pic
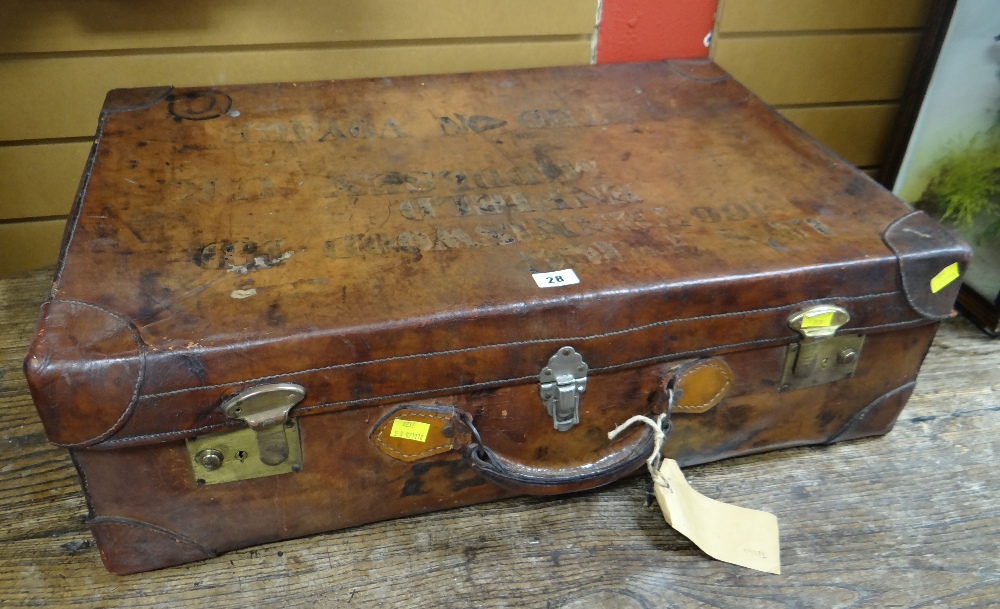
[607,387,675,487]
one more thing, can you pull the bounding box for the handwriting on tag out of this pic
[653,459,780,574]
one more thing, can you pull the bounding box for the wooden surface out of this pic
[2,268,999,607]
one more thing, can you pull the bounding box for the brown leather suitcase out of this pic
[24,60,971,574]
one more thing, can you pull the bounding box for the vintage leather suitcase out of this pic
[25,60,971,574]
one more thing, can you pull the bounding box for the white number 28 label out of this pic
[531,269,580,288]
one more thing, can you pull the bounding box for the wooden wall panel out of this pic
[779,104,899,167]
[0,0,598,54]
[716,0,932,33]
[0,39,591,142]
[0,220,65,278]
[711,0,930,214]
[712,33,922,105]
[0,142,92,220]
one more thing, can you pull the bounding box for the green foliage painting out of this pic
[917,119,1000,242]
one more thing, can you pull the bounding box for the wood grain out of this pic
[778,103,898,166]
[712,33,922,105]
[0,38,591,142]
[0,0,597,54]
[0,141,91,220]
[1,268,998,607]
[716,0,933,33]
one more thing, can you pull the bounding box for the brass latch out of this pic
[780,305,864,391]
[539,346,588,431]
[186,383,305,485]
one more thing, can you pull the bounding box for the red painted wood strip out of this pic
[597,0,718,63]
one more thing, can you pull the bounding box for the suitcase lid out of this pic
[25,61,970,449]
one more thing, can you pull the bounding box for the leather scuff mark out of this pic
[226,250,294,275]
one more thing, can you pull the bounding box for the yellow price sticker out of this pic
[801,312,835,328]
[930,263,961,294]
[389,419,431,443]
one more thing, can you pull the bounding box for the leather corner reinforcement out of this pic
[881,211,973,320]
[23,299,146,447]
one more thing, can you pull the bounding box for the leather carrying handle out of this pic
[461,414,656,496]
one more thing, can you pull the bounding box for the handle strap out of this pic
[459,389,675,495]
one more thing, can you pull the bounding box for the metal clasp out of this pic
[781,305,864,391]
[186,383,305,485]
[222,383,305,465]
[539,346,588,431]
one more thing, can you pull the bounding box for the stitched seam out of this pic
[880,213,920,306]
[824,381,916,444]
[856,319,931,332]
[88,516,216,557]
[881,211,950,320]
[53,119,106,292]
[95,421,236,448]
[374,412,454,458]
[69,451,97,520]
[47,299,147,448]
[140,292,898,400]
[299,376,537,415]
[91,317,932,449]
[591,336,787,374]
[674,361,732,412]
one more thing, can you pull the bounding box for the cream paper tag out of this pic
[653,458,781,574]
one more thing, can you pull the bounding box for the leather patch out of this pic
[881,211,973,320]
[89,516,216,575]
[24,299,145,447]
[372,406,466,462]
[673,359,734,414]
[825,382,917,444]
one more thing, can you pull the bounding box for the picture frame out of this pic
[882,0,1000,336]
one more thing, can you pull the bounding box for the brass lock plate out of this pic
[185,420,302,485]
[779,334,865,391]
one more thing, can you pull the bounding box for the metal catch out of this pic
[781,305,864,391]
[539,346,588,431]
[186,383,305,485]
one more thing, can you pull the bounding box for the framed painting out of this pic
[885,0,1000,336]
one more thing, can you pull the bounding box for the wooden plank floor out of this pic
[1,268,998,608]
